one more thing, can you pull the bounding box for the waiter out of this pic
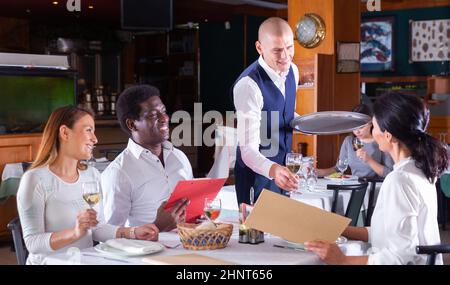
[232,17,299,204]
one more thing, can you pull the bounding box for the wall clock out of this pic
[295,13,326,49]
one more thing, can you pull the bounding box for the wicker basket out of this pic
[177,222,233,250]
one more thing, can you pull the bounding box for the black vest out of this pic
[232,60,296,204]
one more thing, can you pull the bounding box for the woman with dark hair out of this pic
[305,93,449,265]
[317,104,393,178]
[17,106,159,265]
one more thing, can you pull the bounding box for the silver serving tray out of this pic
[290,111,371,135]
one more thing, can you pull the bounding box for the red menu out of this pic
[164,178,227,223]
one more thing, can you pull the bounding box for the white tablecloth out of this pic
[217,180,380,217]
[41,183,371,265]
[42,227,369,265]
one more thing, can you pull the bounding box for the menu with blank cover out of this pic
[244,189,351,244]
[164,178,227,222]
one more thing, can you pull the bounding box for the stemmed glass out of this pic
[82,181,101,209]
[286,153,302,194]
[336,158,349,184]
[203,198,222,223]
[352,137,364,151]
[301,156,317,192]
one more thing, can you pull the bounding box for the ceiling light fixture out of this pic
[52,1,59,5]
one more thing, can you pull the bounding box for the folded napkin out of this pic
[105,238,163,254]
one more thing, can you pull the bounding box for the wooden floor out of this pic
[1,224,450,265]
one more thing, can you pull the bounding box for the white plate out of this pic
[324,174,358,181]
[94,241,164,257]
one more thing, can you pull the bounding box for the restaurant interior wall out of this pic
[361,6,450,77]
[200,15,266,113]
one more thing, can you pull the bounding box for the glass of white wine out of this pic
[286,153,302,194]
[82,181,100,209]
[352,137,364,151]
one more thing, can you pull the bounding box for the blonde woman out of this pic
[17,106,159,265]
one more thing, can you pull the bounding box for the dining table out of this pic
[41,181,372,265]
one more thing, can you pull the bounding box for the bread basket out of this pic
[177,222,233,250]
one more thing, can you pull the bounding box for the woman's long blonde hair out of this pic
[30,105,94,171]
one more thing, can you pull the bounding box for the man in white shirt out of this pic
[233,17,299,204]
[101,85,191,231]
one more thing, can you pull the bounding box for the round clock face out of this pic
[295,14,326,48]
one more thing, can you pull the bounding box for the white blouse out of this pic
[17,166,118,265]
[368,157,442,265]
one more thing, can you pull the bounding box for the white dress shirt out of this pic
[17,166,118,265]
[101,139,193,227]
[367,157,442,265]
[233,56,299,179]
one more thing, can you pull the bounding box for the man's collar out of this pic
[258,56,289,81]
[127,138,173,160]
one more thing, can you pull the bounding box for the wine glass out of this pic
[203,198,222,222]
[336,158,349,184]
[286,153,302,194]
[301,156,316,192]
[82,181,101,209]
[352,137,364,151]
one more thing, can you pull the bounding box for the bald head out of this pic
[256,17,294,74]
[258,17,293,44]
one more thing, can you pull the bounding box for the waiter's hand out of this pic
[269,163,299,192]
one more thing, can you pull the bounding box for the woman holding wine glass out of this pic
[17,106,159,265]
[316,104,393,178]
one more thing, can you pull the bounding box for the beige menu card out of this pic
[245,189,351,244]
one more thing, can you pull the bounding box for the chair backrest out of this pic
[327,181,369,226]
[361,176,384,226]
[0,177,21,199]
[416,244,450,265]
[7,217,28,265]
[214,125,237,167]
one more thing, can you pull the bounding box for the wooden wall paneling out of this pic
[0,134,41,175]
[289,0,335,59]
[315,54,337,168]
[428,116,450,143]
[290,0,360,167]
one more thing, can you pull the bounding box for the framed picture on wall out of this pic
[360,17,395,72]
[336,42,360,73]
[409,19,450,62]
